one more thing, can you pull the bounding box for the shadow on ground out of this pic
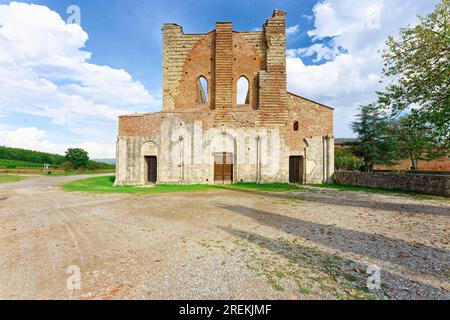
[220,226,449,299]
[216,203,449,280]
[222,188,450,217]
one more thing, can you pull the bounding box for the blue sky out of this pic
[0,0,439,158]
[4,0,320,93]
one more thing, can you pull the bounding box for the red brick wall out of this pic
[285,92,333,150]
[374,158,450,171]
[162,10,288,124]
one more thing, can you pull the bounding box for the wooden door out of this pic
[146,156,157,183]
[214,152,233,183]
[289,156,301,183]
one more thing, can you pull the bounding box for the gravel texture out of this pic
[0,175,448,300]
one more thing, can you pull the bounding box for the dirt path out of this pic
[0,175,448,299]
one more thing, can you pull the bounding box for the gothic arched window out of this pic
[236,76,250,104]
[196,76,208,104]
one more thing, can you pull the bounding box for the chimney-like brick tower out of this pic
[258,10,288,124]
[162,23,184,111]
[214,22,233,119]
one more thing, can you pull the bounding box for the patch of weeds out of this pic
[353,285,370,293]
[344,273,358,282]
[413,194,450,202]
[275,271,286,279]
[0,175,26,184]
[350,292,377,300]
[272,198,303,206]
[198,240,212,249]
[298,287,310,295]
[321,256,344,277]
[266,276,285,292]
[246,262,258,272]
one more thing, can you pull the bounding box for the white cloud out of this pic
[286,24,300,35]
[0,2,161,158]
[286,0,439,137]
[287,44,344,63]
[0,127,115,158]
[0,127,63,154]
[78,141,116,159]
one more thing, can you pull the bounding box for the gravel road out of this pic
[0,175,448,299]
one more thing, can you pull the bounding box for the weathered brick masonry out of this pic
[115,10,334,185]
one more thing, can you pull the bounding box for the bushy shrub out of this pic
[87,161,101,170]
[335,147,365,171]
[60,161,74,172]
[336,154,365,171]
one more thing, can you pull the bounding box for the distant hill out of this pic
[0,145,65,165]
[0,146,114,169]
[93,159,116,165]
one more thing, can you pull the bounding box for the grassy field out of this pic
[61,176,449,200]
[0,175,26,184]
[48,169,115,177]
[308,183,403,194]
[62,176,303,194]
[0,159,48,168]
[309,183,449,201]
[0,160,114,176]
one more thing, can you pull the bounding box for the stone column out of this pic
[114,137,128,186]
[326,135,334,183]
[322,135,327,183]
[256,135,261,183]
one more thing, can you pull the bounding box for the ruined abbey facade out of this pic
[115,10,334,185]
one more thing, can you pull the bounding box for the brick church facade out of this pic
[115,10,334,185]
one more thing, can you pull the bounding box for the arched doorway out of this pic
[208,132,236,184]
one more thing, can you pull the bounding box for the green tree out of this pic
[351,104,402,171]
[377,0,450,153]
[65,148,89,169]
[392,112,445,170]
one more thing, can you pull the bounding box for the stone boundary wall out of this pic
[335,171,450,197]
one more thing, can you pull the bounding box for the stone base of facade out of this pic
[115,119,334,186]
